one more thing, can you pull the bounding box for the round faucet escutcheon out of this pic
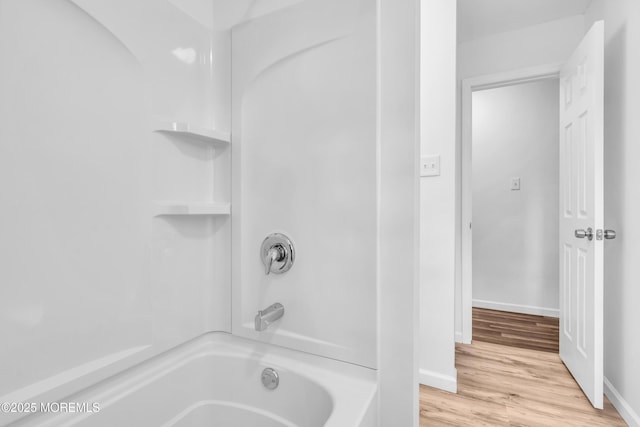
[261,233,295,275]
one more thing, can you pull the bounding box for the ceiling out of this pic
[457,0,593,43]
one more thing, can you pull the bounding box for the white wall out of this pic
[455,15,587,338]
[458,15,585,79]
[584,2,640,425]
[472,80,559,316]
[419,0,458,392]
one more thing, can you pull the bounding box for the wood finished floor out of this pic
[472,308,560,353]
[419,309,627,426]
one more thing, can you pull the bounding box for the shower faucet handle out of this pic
[261,233,295,275]
[265,245,284,275]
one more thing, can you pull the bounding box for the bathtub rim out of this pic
[10,332,377,427]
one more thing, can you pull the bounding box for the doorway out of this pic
[467,77,561,353]
[460,65,562,345]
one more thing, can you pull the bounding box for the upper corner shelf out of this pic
[152,120,230,145]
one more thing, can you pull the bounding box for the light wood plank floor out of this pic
[472,308,559,353]
[419,319,626,426]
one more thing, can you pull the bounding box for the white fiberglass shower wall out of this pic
[1,0,232,416]
[0,0,418,425]
[231,0,377,367]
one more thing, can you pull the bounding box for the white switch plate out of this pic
[511,177,521,191]
[421,155,440,177]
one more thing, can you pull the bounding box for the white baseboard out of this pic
[472,299,559,318]
[419,368,457,393]
[454,330,472,344]
[604,377,640,427]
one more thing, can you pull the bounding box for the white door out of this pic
[559,20,605,409]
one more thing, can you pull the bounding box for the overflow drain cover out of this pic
[261,367,279,390]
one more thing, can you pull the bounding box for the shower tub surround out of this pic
[0,0,418,425]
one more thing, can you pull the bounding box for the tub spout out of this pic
[255,303,284,331]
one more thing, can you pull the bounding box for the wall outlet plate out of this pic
[511,177,521,191]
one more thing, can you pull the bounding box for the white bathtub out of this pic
[13,333,377,427]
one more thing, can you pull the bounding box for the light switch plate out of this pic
[511,177,521,191]
[421,155,440,177]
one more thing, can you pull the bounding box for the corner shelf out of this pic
[153,201,230,217]
[152,120,230,145]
